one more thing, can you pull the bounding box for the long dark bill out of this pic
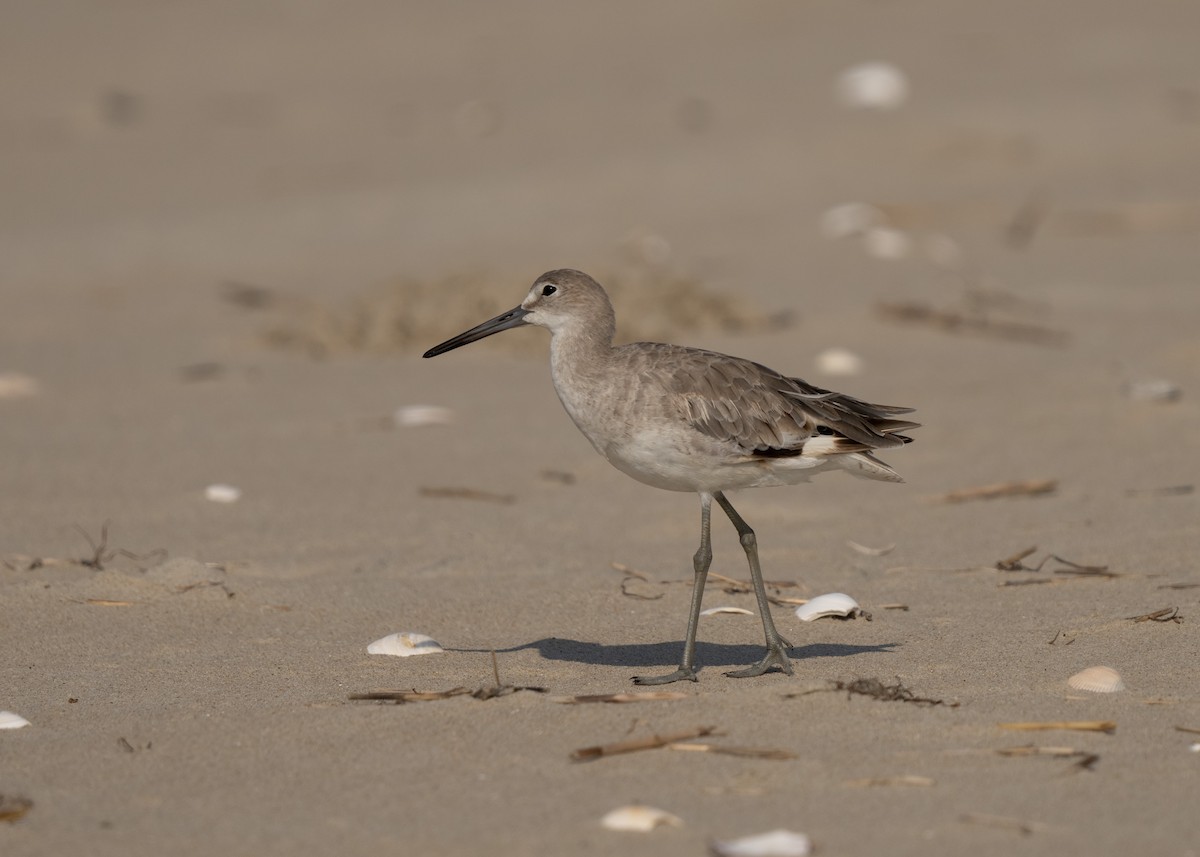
[422,307,531,358]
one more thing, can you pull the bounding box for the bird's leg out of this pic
[714,491,794,678]
[633,493,713,685]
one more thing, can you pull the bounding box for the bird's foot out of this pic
[632,666,700,685]
[724,638,794,679]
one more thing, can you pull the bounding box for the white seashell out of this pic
[701,606,754,616]
[1067,666,1125,693]
[836,62,909,110]
[600,805,683,832]
[0,711,31,730]
[712,829,812,857]
[393,405,455,428]
[0,371,40,398]
[1190,743,1200,753]
[815,348,863,377]
[204,484,242,503]
[819,202,885,240]
[795,593,863,622]
[861,227,912,260]
[367,632,444,657]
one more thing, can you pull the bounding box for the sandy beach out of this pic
[3,2,1199,855]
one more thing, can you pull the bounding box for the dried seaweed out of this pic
[1127,606,1182,623]
[789,678,957,708]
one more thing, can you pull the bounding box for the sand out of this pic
[3,2,1199,855]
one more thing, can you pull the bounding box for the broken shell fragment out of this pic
[204,484,242,503]
[367,632,444,657]
[815,347,863,377]
[600,805,683,832]
[835,61,909,110]
[819,202,885,240]
[701,606,754,616]
[393,405,455,428]
[795,592,865,621]
[0,711,31,730]
[712,829,812,857]
[1067,666,1125,693]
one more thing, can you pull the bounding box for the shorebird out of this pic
[423,270,916,684]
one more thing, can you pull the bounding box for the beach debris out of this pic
[876,301,1068,346]
[846,540,896,556]
[880,603,909,611]
[711,828,812,857]
[1067,666,1125,694]
[179,362,226,382]
[204,484,242,504]
[995,744,1099,771]
[349,684,546,704]
[814,347,863,377]
[960,812,1049,836]
[1123,378,1181,402]
[996,546,1038,571]
[71,522,167,571]
[418,486,515,504]
[999,721,1116,734]
[835,61,909,110]
[600,805,683,832]
[1191,743,1200,753]
[0,794,33,823]
[935,479,1057,504]
[540,469,576,485]
[668,742,796,761]
[795,593,869,622]
[552,692,688,704]
[701,606,754,616]
[844,774,935,787]
[819,202,885,240]
[861,227,912,260]
[0,711,31,730]
[570,725,716,761]
[393,405,454,428]
[367,632,444,657]
[1127,606,1182,624]
[613,562,664,600]
[0,371,40,399]
[1174,726,1200,736]
[790,678,955,708]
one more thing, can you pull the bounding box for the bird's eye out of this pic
[541,284,557,296]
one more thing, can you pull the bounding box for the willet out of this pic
[424,270,917,684]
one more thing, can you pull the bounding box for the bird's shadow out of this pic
[452,638,899,671]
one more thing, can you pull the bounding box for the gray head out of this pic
[423,269,615,358]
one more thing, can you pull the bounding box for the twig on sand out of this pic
[570,726,717,761]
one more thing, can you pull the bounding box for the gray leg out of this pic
[633,493,713,685]
[714,491,794,678]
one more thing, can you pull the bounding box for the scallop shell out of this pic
[600,805,683,832]
[1067,666,1125,693]
[367,632,444,657]
[701,606,754,616]
[0,711,31,730]
[795,593,863,622]
[712,829,812,857]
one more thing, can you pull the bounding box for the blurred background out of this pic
[2,0,1198,557]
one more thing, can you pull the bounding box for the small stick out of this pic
[418,486,515,504]
[998,721,1115,734]
[844,775,935,787]
[1127,607,1182,623]
[667,743,796,760]
[1173,725,1200,736]
[960,812,1048,835]
[570,725,717,761]
[996,546,1038,571]
[936,480,1057,504]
